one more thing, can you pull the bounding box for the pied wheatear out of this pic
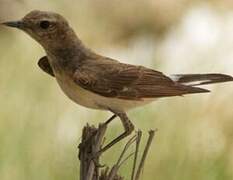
[2,10,233,153]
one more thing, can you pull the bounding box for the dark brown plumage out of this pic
[73,58,211,100]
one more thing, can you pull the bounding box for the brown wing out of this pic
[73,59,209,100]
[38,56,55,77]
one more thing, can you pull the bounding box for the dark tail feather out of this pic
[172,73,233,86]
[179,85,210,95]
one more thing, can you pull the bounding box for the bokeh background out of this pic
[0,0,233,180]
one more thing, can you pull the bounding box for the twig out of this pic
[116,135,137,166]
[131,131,142,180]
[135,130,156,180]
[108,135,137,180]
[78,123,157,180]
[79,123,108,180]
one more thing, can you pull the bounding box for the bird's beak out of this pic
[1,20,24,29]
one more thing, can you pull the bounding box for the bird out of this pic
[2,10,233,153]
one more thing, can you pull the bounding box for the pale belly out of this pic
[54,73,154,112]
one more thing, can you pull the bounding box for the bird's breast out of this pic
[54,71,153,111]
[54,70,101,109]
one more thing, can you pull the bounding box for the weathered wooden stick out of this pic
[78,123,107,180]
[78,123,156,180]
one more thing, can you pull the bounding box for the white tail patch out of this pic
[170,73,233,86]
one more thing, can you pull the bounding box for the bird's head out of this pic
[2,10,77,50]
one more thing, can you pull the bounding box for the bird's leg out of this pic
[104,114,117,125]
[100,111,134,154]
[79,114,117,152]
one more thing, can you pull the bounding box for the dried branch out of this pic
[78,123,156,180]
[135,130,156,180]
[131,131,142,180]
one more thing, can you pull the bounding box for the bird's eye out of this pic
[39,21,51,29]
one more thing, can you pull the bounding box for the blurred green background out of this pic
[0,0,233,180]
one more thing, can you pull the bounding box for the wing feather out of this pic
[73,59,209,100]
[38,56,54,77]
